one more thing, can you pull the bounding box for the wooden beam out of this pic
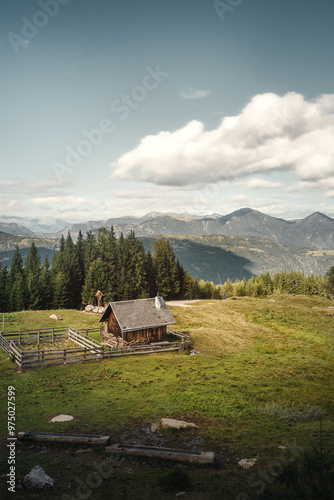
[17,431,110,445]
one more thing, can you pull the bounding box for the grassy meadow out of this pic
[0,295,333,499]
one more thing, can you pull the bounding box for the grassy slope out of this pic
[0,296,333,499]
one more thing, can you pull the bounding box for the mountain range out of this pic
[0,208,333,280]
[1,208,332,250]
[0,216,69,235]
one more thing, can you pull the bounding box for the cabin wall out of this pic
[123,326,167,342]
[107,311,121,336]
[106,311,167,342]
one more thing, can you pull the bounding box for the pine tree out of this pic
[97,226,119,302]
[75,230,85,293]
[0,261,8,312]
[82,258,109,305]
[52,235,66,274]
[39,256,52,309]
[10,275,28,312]
[53,271,70,309]
[223,278,234,297]
[25,242,41,310]
[117,232,127,299]
[324,266,334,298]
[152,239,180,300]
[176,260,186,299]
[63,232,82,308]
[9,245,24,284]
[145,250,157,297]
[83,232,97,275]
[121,232,148,300]
[8,246,27,311]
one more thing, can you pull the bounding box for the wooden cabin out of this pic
[99,296,176,344]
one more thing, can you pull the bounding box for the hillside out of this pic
[142,235,334,281]
[0,232,57,267]
[0,296,333,499]
[58,208,334,250]
[2,209,334,251]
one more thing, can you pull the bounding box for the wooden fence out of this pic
[167,329,192,349]
[1,328,69,345]
[0,334,12,356]
[0,327,181,369]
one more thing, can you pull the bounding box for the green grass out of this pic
[0,295,333,499]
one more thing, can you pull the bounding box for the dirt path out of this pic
[166,300,201,307]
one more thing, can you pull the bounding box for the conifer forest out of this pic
[0,226,331,313]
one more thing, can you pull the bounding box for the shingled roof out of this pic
[99,297,176,332]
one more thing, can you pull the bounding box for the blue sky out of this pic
[1,0,334,222]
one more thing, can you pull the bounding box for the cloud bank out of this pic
[111,92,334,187]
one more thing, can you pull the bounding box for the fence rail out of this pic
[1,328,69,345]
[167,329,192,348]
[0,327,181,369]
[0,334,12,356]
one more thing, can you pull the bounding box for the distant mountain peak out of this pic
[229,207,262,217]
[304,211,333,221]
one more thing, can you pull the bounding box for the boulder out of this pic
[161,418,198,430]
[23,465,54,490]
[49,414,73,422]
[49,314,62,321]
[238,458,257,469]
[85,305,95,312]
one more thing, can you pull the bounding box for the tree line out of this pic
[0,228,224,312]
[0,227,332,313]
[222,270,328,298]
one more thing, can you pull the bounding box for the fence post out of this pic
[18,331,21,345]
[64,349,66,363]
[51,329,54,342]
[37,330,40,344]
[179,338,185,353]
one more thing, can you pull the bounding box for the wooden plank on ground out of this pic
[17,431,110,445]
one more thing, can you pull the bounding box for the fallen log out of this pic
[17,431,110,445]
[105,444,215,464]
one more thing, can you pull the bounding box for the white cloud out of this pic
[0,200,21,212]
[287,178,334,192]
[112,92,334,187]
[32,196,87,212]
[248,178,282,189]
[179,87,211,99]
